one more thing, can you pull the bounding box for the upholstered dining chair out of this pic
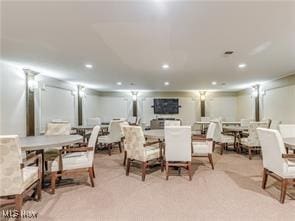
[192,122,216,169]
[128,116,137,125]
[239,121,268,160]
[0,135,42,220]
[97,120,123,155]
[257,128,295,203]
[164,120,181,127]
[44,122,71,170]
[270,120,282,130]
[120,121,130,165]
[50,126,100,194]
[165,126,192,180]
[123,126,163,181]
[212,120,235,155]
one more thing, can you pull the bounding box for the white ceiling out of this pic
[1,1,295,91]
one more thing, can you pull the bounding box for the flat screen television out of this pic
[153,98,179,114]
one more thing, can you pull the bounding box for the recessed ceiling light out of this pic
[85,64,93,69]
[116,82,122,86]
[238,63,247,69]
[164,81,170,86]
[211,81,217,85]
[162,64,170,70]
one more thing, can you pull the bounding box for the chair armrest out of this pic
[192,138,213,142]
[282,154,295,159]
[21,154,42,169]
[144,140,160,147]
[59,147,93,153]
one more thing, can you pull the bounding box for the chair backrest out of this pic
[88,126,101,148]
[120,121,129,136]
[128,116,137,124]
[0,135,23,196]
[123,126,146,161]
[136,117,141,125]
[279,124,295,138]
[87,117,101,126]
[45,123,71,135]
[206,122,218,140]
[240,119,252,127]
[257,128,286,175]
[109,120,125,141]
[164,120,181,127]
[165,126,192,162]
[247,122,268,146]
[261,119,272,128]
[270,120,282,130]
[201,117,210,122]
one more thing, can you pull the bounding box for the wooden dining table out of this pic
[223,126,248,148]
[20,135,83,186]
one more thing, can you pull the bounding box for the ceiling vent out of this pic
[224,51,234,55]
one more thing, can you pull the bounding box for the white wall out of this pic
[83,93,101,124]
[205,95,238,121]
[262,85,295,123]
[236,93,255,120]
[0,61,26,136]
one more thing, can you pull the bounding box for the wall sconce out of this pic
[131,91,138,101]
[252,85,259,98]
[78,86,86,98]
[28,79,38,91]
[200,91,206,101]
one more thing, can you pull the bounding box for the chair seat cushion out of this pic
[51,152,92,172]
[192,142,211,155]
[22,166,38,190]
[144,146,160,161]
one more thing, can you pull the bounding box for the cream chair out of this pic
[212,120,235,155]
[0,135,42,218]
[257,128,295,203]
[270,120,282,130]
[97,120,123,155]
[239,122,268,160]
[192,122,216,169]
[164,120,181,127]
[279,124,295,138]
[123,126,162,181]
[128,116,137,125]
[165,126,192,180]
[44,123,71,169]
[50,126,100,194]
[120,121,130,165]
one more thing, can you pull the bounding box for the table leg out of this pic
[36,149,45,186]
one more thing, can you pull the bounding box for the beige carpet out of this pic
[13,149,295,220]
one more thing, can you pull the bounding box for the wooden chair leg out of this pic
[262,168,268,189]
[15,194,23,221]
[88,167,95,187]
[92,165,96,178]
[248,147,252,160]
[36,179,42,201]
[118,142,122,153]
[280,179,288,203]
[220,144,224,155]
[208,154,214,170]
[188,162,192,181]
[126,158,131,176]
[51,172,57,194]
[123,150,127,166]
[142,162,147,181]
[166,162,169,180]
[212,141,215,152]
[108,144,112,156]
[160,157,164,172]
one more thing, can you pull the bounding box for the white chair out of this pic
[192,122,216,169]
[270,120,282,130]
[120,121,130,165]
[44,123,71,169]
[212,120,235,155]
[128,116,137,125]
[86,117,101,126]
[239,121,268,160]
[0,135,42,216]
[257,128,295,203]
[97,120,123,155]
[123,126,162,181]
[164,120,181,127]
[50,126,100,194]
[165,126,192,180]
[279,124,295,138]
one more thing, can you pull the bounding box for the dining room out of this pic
[1,1,295,221]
